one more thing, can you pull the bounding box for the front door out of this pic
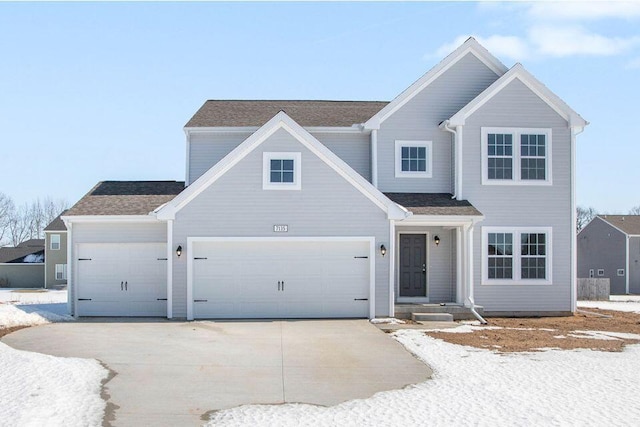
[399,234,427,297]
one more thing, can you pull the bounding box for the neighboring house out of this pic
[578,215,640,295]
[0,239,45,288]
[62,38,587,319]
[44,211,68,289]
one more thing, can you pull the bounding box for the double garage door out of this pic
[191,240,371,319]
[76,243,167,317]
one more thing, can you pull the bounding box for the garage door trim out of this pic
[186,236,376,320]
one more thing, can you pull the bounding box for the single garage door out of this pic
[76,243,167,316]
[191,239,371,319]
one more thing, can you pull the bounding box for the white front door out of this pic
[76,243,167,316]
[191,239,371,319]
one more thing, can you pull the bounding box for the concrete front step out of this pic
[411,312,454,322]
[395,303,484,321]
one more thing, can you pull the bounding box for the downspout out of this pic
[441,121,461,199]
[570,125,584,310]
[626,235,630,294]
[371,129,378,188]
[465,223,487,324]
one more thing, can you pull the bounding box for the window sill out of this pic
[481,180,552,186]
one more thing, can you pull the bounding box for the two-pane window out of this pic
[395,141,432,178]
[55,264,67,280]
[484,227,552,284]
[50,234,60,250]
[482,128,551,185]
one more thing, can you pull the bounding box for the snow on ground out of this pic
[0,289,106,427]
[0,342,107,427]
[578,295,640,313]
[0,289,72,328]
[206,331,640,426]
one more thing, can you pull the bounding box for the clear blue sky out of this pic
[1,1,638,213]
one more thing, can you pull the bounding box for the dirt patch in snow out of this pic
[0,325,28,339]
[425,309,640,352]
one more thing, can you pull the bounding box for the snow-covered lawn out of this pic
[578,295,640,314]
[1,289,108,426]
[207,301,640,426]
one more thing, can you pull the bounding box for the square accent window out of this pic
[617,269,625,276]
[263,152,301,190]
[395,141,432,178]
[483,227,552,285]
[55,264,67,280]
[50,234,60,250]
[482,128,552,185]
[597,269,605,276]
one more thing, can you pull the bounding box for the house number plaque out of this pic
[273,225,288,232]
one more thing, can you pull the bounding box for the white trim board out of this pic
[186,236,377,321]
[157,111,409,221]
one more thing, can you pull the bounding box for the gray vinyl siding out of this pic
[396,226,456,303]
[376,53,500,193]
[577,218,627,295]
[310,132,371,181]
[463,78,572,312]
[173,127,390,318]
[189,130,371,185]
[188,132,253,184]
[0,264,44,288]
[630,236,640,294]
[68,221,167,313]
[45,232,67,289]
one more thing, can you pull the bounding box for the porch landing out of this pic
[395,303,484,321]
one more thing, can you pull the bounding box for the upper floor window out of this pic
[395,140,432,178]
[263,152,301,190]
[481,128,552,185]
[482,226,552,285]
[50,234,61,250]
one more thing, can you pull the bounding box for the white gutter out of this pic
[441,121,462,199]
[626,235,630,294]
[371,129,379,188]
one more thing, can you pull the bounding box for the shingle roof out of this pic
[185,100,389,128]
[44,210,68,231]
[65,181,185,216]
[598,215,640,235]
[0,239,45,263]
[384,193,483,216]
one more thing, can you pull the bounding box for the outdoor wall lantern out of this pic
[380,244,387,257]
[176,245,182,257]
[434,236,440,246]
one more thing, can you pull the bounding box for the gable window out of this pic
[50,234,61,250]
[395,141,432,178]
[263,152,301,190]
[55,264,67,280]
[483,227,552,285]
[482,128,551,185]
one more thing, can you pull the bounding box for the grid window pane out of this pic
[270,158,295,183]
[488,233,513,279]
[487,133,513,180]
[520,134,546,180]
[401,145,428,172]
[521,233,546,279]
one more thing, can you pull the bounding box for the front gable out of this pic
[157,112,408,221]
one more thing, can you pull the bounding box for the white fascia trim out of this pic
[185,126,365,134]
[43,230,67,233]
[364,38,507,129]
[396,215,484,226]
[62,215,161,223]
[158,111,409,221]
[449,64,588,128]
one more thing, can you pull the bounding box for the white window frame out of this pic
[617,269,625,276]
[55,264,67,280]
[262,152,302,190]
[482,226,553,285]
[597,269,605,276]
[50,234,61,250]
[394,140,433,178]
[481,127,552,186]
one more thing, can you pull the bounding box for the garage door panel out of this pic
[192,240,371,319]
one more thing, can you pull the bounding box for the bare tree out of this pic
[629,205,640,215]
[577,206,597,232]
[0,193,15,246]
[0,195,68,246]
[8,203,32,246]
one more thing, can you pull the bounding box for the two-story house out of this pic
[62,38,587,320]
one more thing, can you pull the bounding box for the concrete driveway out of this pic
[3,319,431,426]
